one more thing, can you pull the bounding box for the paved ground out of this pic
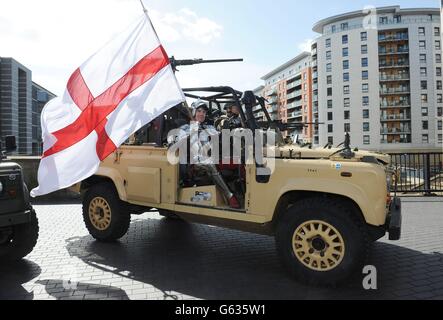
[1,197,443,300]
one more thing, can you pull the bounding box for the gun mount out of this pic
[170,57,243,72]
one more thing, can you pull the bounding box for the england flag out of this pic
[31,13,185,197]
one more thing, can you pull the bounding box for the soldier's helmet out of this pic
[191,99,209,117]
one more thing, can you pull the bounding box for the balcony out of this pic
[379,74,410,81]
[380,114,411,121]
[268,88,277,96]
[379,62,409,69]
[380,128,411,134]
[287,100,302,110]
[380,103,410,109]
[287,80,302,90]
[380,138,411,144]
[380,88,410,95]
[378,48,409,55]
[378,34,409,42]
[287,90,302,100]
[312,72,318,79]
[288,111,303,119]
[267,105,278,113]
[268,97,278,105]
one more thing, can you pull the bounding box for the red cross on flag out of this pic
[31,13,185,197]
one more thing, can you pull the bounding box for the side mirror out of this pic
[5,136,17,152]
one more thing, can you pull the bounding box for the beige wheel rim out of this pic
[89,197,112,231]
[292,220,345,272]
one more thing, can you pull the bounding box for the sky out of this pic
[0,0,440,96]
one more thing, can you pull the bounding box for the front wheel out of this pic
[82,183,130,242]
[275,197,370,287]
[0,209,39,261]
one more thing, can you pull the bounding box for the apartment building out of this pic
[0,57,56,155]
[260,52,313,142]
[312,6,442,151]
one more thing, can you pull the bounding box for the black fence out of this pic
[389,153,443,195]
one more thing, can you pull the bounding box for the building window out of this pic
[363,122,370,132]
[380,17,388,24]
[438,134,443,144]
[420,54,427,63]
[327,100,333,108]
[344,123,351,132]
[361,32,367,41]
[362,70,369,80]
[331,25,336,33]
[423,121,429,130]
[341,23,349,31]
[344,98,350,108]
[361,58,368,67]
[344,111,350,120]
[421,67,427,76]
[419,27,426,36]
[326,63,332,72]
[327,87,332,96]
[438,120,442,130]
[328,136,334,144]
[437,81,442,90]
[363,109,369,119]
[343,60,349,70]
[343,85,350,94]
[327,75,332,84]
[394,15,401,23]
[362,96,369,106]
[421,80,428,90]
[437,54,442,63]
[435,27,441,36]
[421,94,428,103]
[342,47,349,57]
[422,107,429,116]
[422,134,429,143]
[342,34,348,44]
[362,83,369,93]
[326,51,331,60]
[436,40,441,51]
[361,45,368,54]
[438,107,443,116]
[328,112,333,121]
[419,40,426,49]
[326,38,331,48]
[363,135,370,145]
[343,73,350,82]
[437,67,442,77]
[438,94,443,103]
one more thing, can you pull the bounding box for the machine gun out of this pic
[169,57,244,72]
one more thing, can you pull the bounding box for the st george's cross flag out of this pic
[31,14,185,197]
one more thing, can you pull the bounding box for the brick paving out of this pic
[1,197,443,300]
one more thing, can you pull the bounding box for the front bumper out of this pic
[387,197,402,241]
[0,208,33,228]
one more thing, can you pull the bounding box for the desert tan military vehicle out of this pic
[74,87,402,286]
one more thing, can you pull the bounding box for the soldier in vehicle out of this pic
[174,99,241,209]
[223,103,243,130]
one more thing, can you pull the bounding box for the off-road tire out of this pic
[275,197,370,287]
[82,183,130,242]
[0,209,39,261]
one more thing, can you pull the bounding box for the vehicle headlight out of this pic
[0,181,3,193]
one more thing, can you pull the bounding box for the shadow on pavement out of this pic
[0,260,41,300]
[35,280,130,300]
[65,217,443,300]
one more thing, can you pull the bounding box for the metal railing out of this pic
[389,153,443,195]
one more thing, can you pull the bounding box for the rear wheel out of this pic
[0,209,39,261]
[82,183,130,242]
[276,197,369,287]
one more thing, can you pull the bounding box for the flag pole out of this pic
[138,0,161,43]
